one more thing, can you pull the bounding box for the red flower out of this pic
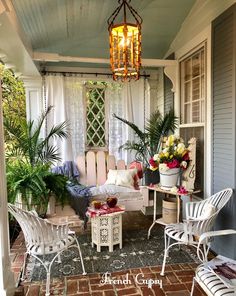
[149,158,157,168]
[167,159,180,169]
[183,152,189,161]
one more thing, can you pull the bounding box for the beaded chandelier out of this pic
[107,0,143,81]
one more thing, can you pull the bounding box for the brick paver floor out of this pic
[11,212,207,296]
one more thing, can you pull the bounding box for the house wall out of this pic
[165,0,236,197]
[164,0,236,258]
[211,4,236,259]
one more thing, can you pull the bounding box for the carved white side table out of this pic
[91,211,124,252]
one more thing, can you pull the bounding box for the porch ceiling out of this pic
[11,0,195,62]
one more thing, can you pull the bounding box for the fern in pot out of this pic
[5,106,70,215]
[7,161,50,215]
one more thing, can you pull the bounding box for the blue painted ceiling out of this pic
[12,0,195,61]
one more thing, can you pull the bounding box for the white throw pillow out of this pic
[105,170,118,185]
[200,203,216,219]
[104,169,137,188]
[116,169,137,188]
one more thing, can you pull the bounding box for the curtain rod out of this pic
[41,70,150,78]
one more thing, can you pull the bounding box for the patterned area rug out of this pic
[25,227,198,281]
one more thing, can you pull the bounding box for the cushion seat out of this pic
[90,185,143,211]
[196,265,236,296]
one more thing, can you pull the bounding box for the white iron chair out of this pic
[161,188,233,276]
[8,203,86,296]
[191,229,236,296]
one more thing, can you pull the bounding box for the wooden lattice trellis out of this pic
[85,85,106,148]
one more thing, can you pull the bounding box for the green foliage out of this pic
[1,65,70,213]
[6,160,69,212]
[0,64,26,127]
[6,161,50,207]
[43,174,69,206]
[4,105,70,212]
[113,109,178,167]
[4,106,69,166]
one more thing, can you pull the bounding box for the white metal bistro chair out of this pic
[8,203,86,296]
[191,229,236,296]
[160,188,233,276]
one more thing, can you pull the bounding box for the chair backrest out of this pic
[207,188,233,212]
[8,203,68,252]
[186,188,233,236]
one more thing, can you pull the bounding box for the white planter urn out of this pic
[159,168,180,190]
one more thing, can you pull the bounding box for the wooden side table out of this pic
[147,185,199,239]
[90,210,124,252]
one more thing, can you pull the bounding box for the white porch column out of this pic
[23,76,43,122]
[164,65,179,134]
[0,82,15,296]
[147,73,159,118]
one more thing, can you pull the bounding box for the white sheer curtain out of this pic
[121,78,146,163]
[45,75,85,163]
[107,82,124,160]
[45,75,73,163]
[64,76,85,157]
[45,74,148,164]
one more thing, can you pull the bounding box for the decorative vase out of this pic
[144,169,160,186]
[159,168,180,190]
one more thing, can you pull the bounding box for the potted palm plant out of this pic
[113,109,178,185]
[4,105,70,215]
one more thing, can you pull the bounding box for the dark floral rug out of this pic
[25,227,198,281]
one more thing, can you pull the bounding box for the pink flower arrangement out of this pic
[178,186,188,194]
[149,135,190,172]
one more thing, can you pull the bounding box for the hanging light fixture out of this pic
[107,0,143,81]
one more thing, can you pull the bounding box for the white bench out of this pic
[77,151,144,211]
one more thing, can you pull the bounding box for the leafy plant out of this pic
[43,173,69,206]
[5,106,70,213]
[0,64,26,124]
[6,160,70,213]
[6,161,50,210]
[113,109,178,167]
[4,105,69,166]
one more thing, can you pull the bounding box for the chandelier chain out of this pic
[107,0,143,27]
[107,2,124,27]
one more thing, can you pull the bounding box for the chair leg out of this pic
[75,237,86,275]
[203,243,210,262]
[45,271,51,296]
[21,252,28,281]
[31,254,52,296]
[190,276,196,296]
[161,232,169,276]
[161,241,181,276]
[160,244,169,277]
[166,235,171,257]
[56,254,62,263]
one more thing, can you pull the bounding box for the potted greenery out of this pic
[113,109,178,185]
[7,161,69,216]
[4,106,70,215]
